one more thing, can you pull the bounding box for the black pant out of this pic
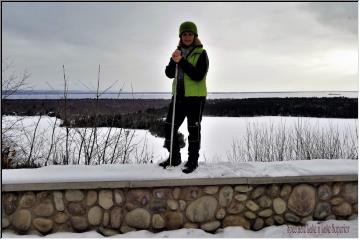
[164,96,206,161]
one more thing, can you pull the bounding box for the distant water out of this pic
[5,90,358,99]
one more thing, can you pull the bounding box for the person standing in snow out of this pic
[159,21,209,174]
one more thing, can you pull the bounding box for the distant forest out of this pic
[2,97,357,137]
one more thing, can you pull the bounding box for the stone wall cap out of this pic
[2,159,357,191]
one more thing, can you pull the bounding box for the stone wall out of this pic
[2,181,357,236]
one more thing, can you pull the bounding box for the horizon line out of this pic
[9,90,358,94]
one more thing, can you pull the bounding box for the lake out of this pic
[6,90,358,99]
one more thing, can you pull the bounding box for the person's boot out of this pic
[182,160,198,174]
[182,153,199,174]
[183,139,200,174]
[159,152,181,169]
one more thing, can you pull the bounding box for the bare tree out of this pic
[62,65,70,164]
[45,118,58,165]
[227,118,358,163]
[2,58,31,100]
[2,59,31,168]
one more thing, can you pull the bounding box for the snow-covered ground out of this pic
[2,116,358,239]
[2,159,357,184]
[2,116,358,165]
[2,219,357,238]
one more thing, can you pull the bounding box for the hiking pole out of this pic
[169,63,178,168]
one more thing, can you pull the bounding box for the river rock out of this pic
[33,218,54,233]
[54,212,69,224]
[114,190,124,205]
[153,188,172,199]
[227,201,245,214]
[65,190,84,202]
[301,215,313,225]
[223,216,250,229]
[244,211,257,219]
[71,216,88,232]
[353,203,357,214]
[120,225,136,233]
[172,187,181,199]
[2,217,10,228]
[258,195,272,208]
[125,208,151,229]
[216,208,226,220]
[284,213,301,223]
[98,226,119,236]
[274,215,284,225]
[331,197,344,205]
[19,192,36,208]
[342,183,357,204]
[234,194,248,202]
[258,209,273,218]
[179,200,186,211]
[186,196,218,222]
[150,200,167,212]
[86,191,98,206]
[67,202,86,216]
[280,184,292,198]
[348,214,357,220]
[184,223,198,229]
[53,191,65,211]
[332,182,342,195]
[219,186,234,207]
[110,207,122,228]
[167,200,179,210]
[325,215,336,220]
[288,184,316,216]
[265,217,274,226]
[273,198,287,214]
[314,202,331,220]
[252,218,264,231]
[152,214,165,229]
[34,200,54,217]
[201,221,221,232]
[54,224,72,233]
[13,209,32,232]
[318,184,332,201]
[164,212,183,230]
[103,211,110,227]
[251,186,266,199]
[3,193,18,215]
[127,189,151,206]
[269,184,280,197]
[235,185,253,193]
[332,202,352,216]
[246,200,260,212]
[88,206,103,226]
[204,186,219,195]
[99,190,114,209]
[181,187,200,201]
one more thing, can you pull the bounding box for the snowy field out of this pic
[2,116,358,166]
[2,219,358,238]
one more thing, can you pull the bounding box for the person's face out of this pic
[181,32,195,46]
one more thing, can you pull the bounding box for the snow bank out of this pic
[2,219,357,238]
[2,159,357,185]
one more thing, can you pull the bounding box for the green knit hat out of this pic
[179,21,198,37]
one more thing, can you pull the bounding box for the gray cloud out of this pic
[300,2,358,35]
[2,2,358,92]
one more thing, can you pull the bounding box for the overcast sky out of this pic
[2,2,358,92]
